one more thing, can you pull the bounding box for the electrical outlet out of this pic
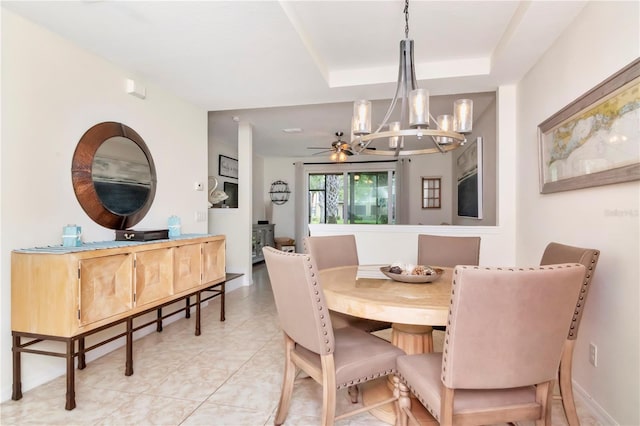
[589,342,598,367]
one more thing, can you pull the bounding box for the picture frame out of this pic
[219,155,238,179]
[456,137,483,219]
[538,58,640,194]
[421,177,441,209]
[223,182,238,208]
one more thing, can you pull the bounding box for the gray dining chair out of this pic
[540,242,600,426]
[417,234,481,267]
[417,234,480,332]
[304,235,391,333]
[262,247,404,425]
[394,264,585,426]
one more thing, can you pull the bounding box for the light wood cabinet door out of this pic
[79,254,133,326]
[134,248,173,307]
[173,243,201,293]
[202,240,225,284]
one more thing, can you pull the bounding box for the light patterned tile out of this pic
[143,363,230,401]
[96,394,199,425]
[182,401,270,426]
[205,371,282,412]
[0,379,129,425]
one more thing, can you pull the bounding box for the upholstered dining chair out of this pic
[540,242,600,426]
[417,234,481,332]
[416,234,481,267]
[304,235,391,333]
[262,247,405,426]
[394,264,586,426]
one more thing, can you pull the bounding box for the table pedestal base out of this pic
[391,323,434,354]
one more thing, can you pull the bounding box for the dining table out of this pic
[319,264,454,425]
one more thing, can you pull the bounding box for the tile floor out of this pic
[1,263,598,425]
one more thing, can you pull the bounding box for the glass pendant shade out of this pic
[409,89,429,127]
[352,100,372,135]
[436,114,454,145]
[454,99,473,133]
[389,121,402,148]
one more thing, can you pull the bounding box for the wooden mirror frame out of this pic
[71,122,157,230]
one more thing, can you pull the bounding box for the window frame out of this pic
[421,176,442,209]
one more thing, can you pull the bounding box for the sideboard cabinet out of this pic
[12,234,225,337]
[252,223,275,263]
[11,234,225,409]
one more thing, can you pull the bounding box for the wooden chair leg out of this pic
[275,336,296,426]
[440,386,454,426]
[535,380,553,426]
[559,340,580,426]
[394,376,411,426]
[321,355,337,426]
[347,385,359,403]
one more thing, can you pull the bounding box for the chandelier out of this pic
[350,0,473,157]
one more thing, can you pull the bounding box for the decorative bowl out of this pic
[380,266,444,284]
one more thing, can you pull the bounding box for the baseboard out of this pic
[573,380,619,425]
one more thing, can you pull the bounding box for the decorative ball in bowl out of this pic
[380,265,444,284]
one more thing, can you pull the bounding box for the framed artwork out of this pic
[223,182,238,208]
[538,58,640,194]
[219,155,238,179]
[456,137,483,219]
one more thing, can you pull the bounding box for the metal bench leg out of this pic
[11,334,22,401]
[65,339,76,410]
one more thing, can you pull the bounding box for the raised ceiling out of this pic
[3,1,587,157]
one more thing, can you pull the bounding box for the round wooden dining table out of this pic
[319,264,454,424]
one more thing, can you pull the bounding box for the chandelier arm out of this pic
[429,135,446,153]
[428,112,438,128]
[357,128,465,143]
[375,40,409,133]
[359,141,461,156]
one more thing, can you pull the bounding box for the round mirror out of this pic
[72,122,157,230]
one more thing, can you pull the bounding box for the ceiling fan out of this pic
[307,132,375,161]
[307,132,353,157]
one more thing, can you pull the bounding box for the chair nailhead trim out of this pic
[337,369,396,390]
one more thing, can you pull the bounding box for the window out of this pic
[422,177,441,209]
[308,171,395,225]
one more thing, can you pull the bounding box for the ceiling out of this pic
[3,1,587,158]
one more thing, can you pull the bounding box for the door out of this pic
[79,254,133,326]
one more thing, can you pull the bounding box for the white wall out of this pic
[1,10,209,401]
[453,98,497,226]
[516,2,639,424]
[207,123,253,287]
[263,157,297,240]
